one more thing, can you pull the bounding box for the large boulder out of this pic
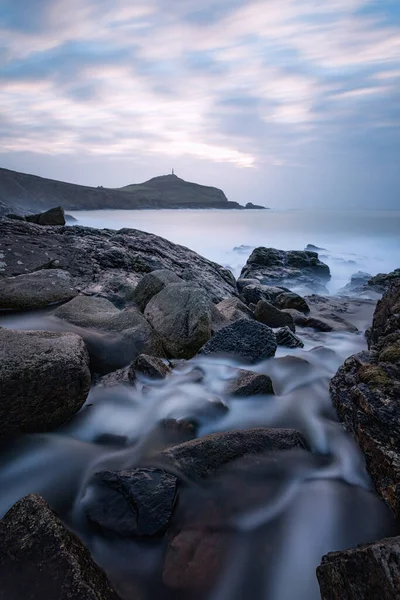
[199,319,277,363]
[330,280,400,517]
[0,328,90,437]
[26,206,66,226]
[132,269,182,311]
[254,299,295,331]
[0,269,77,310]
[240,247,331,293]
[144,283,215,359]
[0,494,120,600]
[317,536,400,600]
[53,295,164,373]
[0,219,236,304]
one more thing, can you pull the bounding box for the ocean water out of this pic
[69,208,400,293]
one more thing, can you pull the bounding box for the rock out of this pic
[0,219,236,304]
[0,269,77,310]
[276,326,304,348]
[199,319,277,364]
[156,428,307,481]
[317,536,400,600]
[53,295,164,373]
[302,295,360,333]
[0,328,90,437]
[85,468,178,537]
[236,277,260,291]
[215,297,254,324]
[240,283,288,306]
[144,283,214,359]
[95,366,132,388]
[130,354,171,380]
[368,269,400,293]
[26,206,66,226]
[65,213,78,223]
[330,281,400,517]
[304,244,326,252]
[254,299,295,331]
[0,494,120,600]
[274,291,310,313]
[245,202,267,209]
[133,269,182,311]
[240,247,331,294]
[337,271,376,298]
[5,213,25,221]
[227,369,274,396]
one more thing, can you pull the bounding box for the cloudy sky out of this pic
[1,0,399,208]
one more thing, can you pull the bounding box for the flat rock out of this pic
[0,328,90,437]
[255,299,295,331]
[0,269,77,310]
[227,369,274,396]
[0,494,120,600]
[132,269,182,311]
[199,319,277,364]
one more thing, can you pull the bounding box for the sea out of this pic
[69,208,400,293]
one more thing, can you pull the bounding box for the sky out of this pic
[0,0,399,208]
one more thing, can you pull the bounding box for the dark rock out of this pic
[199,319,277,364]
[0,219,237,303]
[85,468,177,537]
[302,295,360,333]
[53,295,164,373]
[0,328,90,437]
[245,202,267,209]
[274,291,310,313]
[368,269,400,293]
[132,269,182,311]
[236,277,260,291]
[26,206,66,226]
[0,269,77,310]
[95,366,131,388]
[215,297,254,323]
[240,283,288,305]
[130,354,171,380]
[317,536,400,600]
[240,247,331,293]
[304,244,326,252]
[144,283,214,359]
[227,369,274,396]
[276,326,304,348]
[255,299,295,331]
[6,213,26,221]
[0,494,120,600]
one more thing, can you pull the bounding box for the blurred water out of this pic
[69,208,400,292]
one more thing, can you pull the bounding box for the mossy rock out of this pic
[379,342,400,364]
[358,365,393,389]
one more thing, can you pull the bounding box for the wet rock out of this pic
[240,283,287,306]
[0,493,120,600]
[26,206,66,226]
[255,299,295,331]
[274,291,310,313]
[296,295,361,333]
[368,269,400,294]
[0,219,236,303]
[130,354,171,380]
[199,319,277,364]
[240,247,331,294]
[0,328,90,437]
[54,295,164,373]
[276,326,304,348]
[0,269,77,310]
[94,366,132,388]
[144,283,214,359]
[85,468,178,537]
[227,369,274,396]
[317,535,400,600]
[132,269,182,311]
[215,297,254,323]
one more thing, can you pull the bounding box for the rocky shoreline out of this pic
[0,211,399,599]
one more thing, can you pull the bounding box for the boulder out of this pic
[215,297,254,323]
[144,283,214,359]
[0,328,90,437]
[276,326,304,348]
[274,291,310,313]
[227,369,274,396]
[26,206,66,226]
[0,219,236,304]
[368,269,400,293]
[132,269,182,311]
[54,295,164,373]
[0,494,120,600]
[0,269,77,310]
[85,468,177,537]
[240,283,288,306]
[254,299,295,331]
[240,247,331,293]
[130,354,171,380]
[317,536,400,600]
[199,319,277,364]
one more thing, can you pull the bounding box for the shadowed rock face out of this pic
[0,269,77,310]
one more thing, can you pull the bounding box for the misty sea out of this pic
[70,208,400,293]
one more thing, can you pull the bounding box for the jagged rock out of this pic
[227,369,274,396]
[85,468,178,537]
[368,269,400,293]
[199,319,277,364]
[240,283,288,306]
[0,269,77,310]
[133,269,182,311]
[254,299,295,331]
[54,295,164,373]
[0,219,237,304]
[130,354,171,380]
[276,326,304,348]
[144,283,214,359]
[26,206,66,226]
[215,297,254,323]
[0,328,90,437]
[317,536,400,600]
[274,291,310,313]
[0,494,120,600]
